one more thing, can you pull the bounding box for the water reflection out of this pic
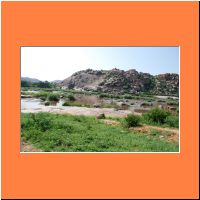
[21,98,65,110]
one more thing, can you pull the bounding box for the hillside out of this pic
[21,77,41,83]
[60,68,179,96]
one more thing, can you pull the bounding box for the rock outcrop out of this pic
[60,68,179,96]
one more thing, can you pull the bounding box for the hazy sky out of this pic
[21,47,179,81]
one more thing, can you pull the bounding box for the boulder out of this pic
[96,113,105,119]
[93,104,101,108]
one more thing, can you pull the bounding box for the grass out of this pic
[21,113,179,152]
[62,100,121,109]
[21,87,178,102]
[167,100,179,106]
[62,101,91,107]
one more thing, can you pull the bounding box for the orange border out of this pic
[1,2,199,199]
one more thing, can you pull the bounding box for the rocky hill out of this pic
[60,68,179,96]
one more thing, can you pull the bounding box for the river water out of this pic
[21,98,133,117]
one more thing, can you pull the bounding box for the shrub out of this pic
[124,114,141,127]
[44,101,50,106]
[27,113,53,131]
[143,108,170,124]
[48,94,59,102]
[123,94,133,99]
[37,118,52,131]
[99,94,109,98]
[40,97,46,101]
[62,102,70,106]
[68,94,76,101]
[165,115,179,128]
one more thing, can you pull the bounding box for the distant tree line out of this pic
[21,80,53,88]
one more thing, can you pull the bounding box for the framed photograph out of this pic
[20,46,180,153]
[1,1,199,199]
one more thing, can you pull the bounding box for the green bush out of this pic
[68,94,76,101]
[123,94,133,99]
[23,113,53,132]
[165,115,179,128]
[125,114,141,127]
[44,101,50,106]
[48,94,59,102]
[62,102,70,106]
[143,108,170,124]
[40,97,47,101]
[99,93,109,98]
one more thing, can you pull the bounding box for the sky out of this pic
[21,46,179,81]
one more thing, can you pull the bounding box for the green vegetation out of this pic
[40,96,47,101]
[165,115,179,128]
[21,80,53,88]
[123,94,133,99]
[157,99,166,103]
[62,101,90,107]
[99,93,107,98]
[142,108,179,128]
[62,102,71,106]
[21,91,50,99]
[167,100,179,106]
[21,87,58,92]
[101,103,120,109]
[62,100,120,109]
[48,94,59,102]
[35,92,49,99]
[124,114,141,127]
[21,113,179,152]
[98,92,155,101]
[44,101,50,106]
[21,87,157,102]
[68,94,76,101]
[143,108,170,124]
[22,92,61,102]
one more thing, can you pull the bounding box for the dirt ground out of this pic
[22,106,134,118]
[21,140,42,152]
[103,119,179,142]
[130,125,179,142]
